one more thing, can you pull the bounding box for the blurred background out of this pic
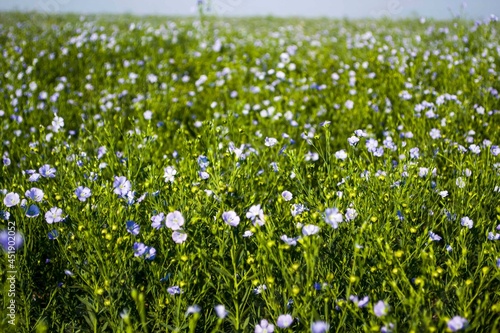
[0,0,499,19]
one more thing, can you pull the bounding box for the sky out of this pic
[0,0,499,20]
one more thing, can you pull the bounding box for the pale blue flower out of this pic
[4,192,20,207]
[197,155,209,170]
[324,208,343,228]
[172,231,187,244]
[291,203,307,217]
[246,205,264,226]
[311,321,329,333]
[348,136,359,146]
[429,231,442,241]
[281,191,293,201]
[25,187,44,202]
[345,208,358,221]
[276,314,293,328]
[447,316,468,332]
[374,300,388,317]
[75,186,91,202]
[45,207,64,224]
[166,211,185,230]
[281,235,299,246]
[302,224,320,236]
[460,216,473,229]
[255,319,274,333]
[491,145,499,156]
[113,176,131,197]
[222,211,240,227]
[151,212,165,229]
[185,305,201,316]
[265,137,278,147]
[335,150,347,160]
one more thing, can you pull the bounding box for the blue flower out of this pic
[167,286,183,295]
[48,229,59,240]
[133,242,155,260]
[160,273,171,282]
[126,221,140,235]
[197,155,209,170]
[26,204,40,218]
[39,164,56,178]
[133,242,146,256]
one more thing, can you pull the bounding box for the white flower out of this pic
[324,208,343,228]
[418,167,429,178]
[348,136,360,146]
[302,224,320,236]
[52,115,65,133]
[429,128,441,140]
[335,150,348,160]
[164,166,177,183]
[456,177,466,188]
[438,191,448,198]
[214,305,227,319]
[246,205,265,226]
[265,137,278,147]
[345,208,358,221]
[345,100,354,110]
[143,110,153,120]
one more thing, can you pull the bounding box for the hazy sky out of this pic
[1,0,499,19]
